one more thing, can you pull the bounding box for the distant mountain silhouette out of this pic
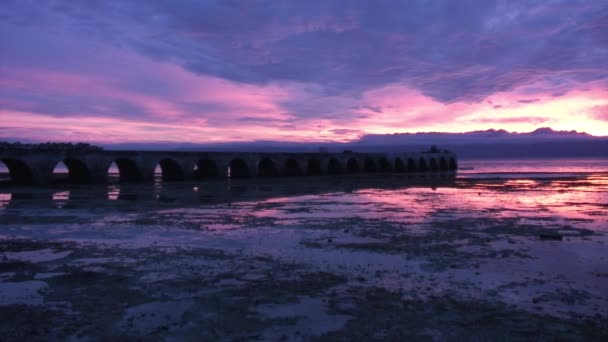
[527,127,591,136]
[357,127,595,145]
[353,127,606,158]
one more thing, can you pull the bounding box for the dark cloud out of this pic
[140,0,606,103]
[0,90,150,119]
[237,116,288,124]
[329,128,362,136]
[518,99,540,104]
[1,0,607,120]
[473,116,549,125]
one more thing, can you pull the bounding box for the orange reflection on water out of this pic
[107,186,120,201]
[344,175,608,231]
[237,173,608,233]
[52,191,70,208]
[503,179,538,187]
[0,193,11,208]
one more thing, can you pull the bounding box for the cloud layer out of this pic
[1,0,607,142]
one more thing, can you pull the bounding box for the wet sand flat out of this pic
[1,173,607,340]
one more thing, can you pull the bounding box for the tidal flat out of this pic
[0,172,607,340]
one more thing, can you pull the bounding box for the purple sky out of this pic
[1,0,607,143]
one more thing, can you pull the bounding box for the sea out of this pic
[0,157,607,339]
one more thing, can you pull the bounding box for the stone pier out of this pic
[0,150,458,185]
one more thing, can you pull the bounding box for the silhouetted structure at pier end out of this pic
[0,143,458,185]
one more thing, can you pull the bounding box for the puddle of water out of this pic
[257,297,351,338]
[3,249,72,263]
[0,281,47,306]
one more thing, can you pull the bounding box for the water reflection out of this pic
[107,185,120,201]
[0,193,10,208]
[239,174,608,231]
[2,162,606,330]
[52,191,70,208]
[107,184,139,202]
[0,174,456,209]
[0,171,606,233]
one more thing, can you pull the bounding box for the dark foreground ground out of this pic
[1,174,607,340]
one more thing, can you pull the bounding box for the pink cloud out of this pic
[2,47,608,142]
[0,43,297,128]
[591,105,608,121]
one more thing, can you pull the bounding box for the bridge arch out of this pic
[378,158,391,172]
[418,158,428,172]
[157,158,184,181]
[439,157,448,171]
[429,158,439,171]
[346,158,359,173]
[53,158,91,183]
[110,158,143,182]
[284,158,301,176]
[1,158,34,185]
[327,158,342,174]
[407,158,417,172]
[307,158,322,176]
[53,161,69,182]
[229,158,250,178]
[363,157,377,173]
[258,158,278,177]
[449,157,457,170]
[0,160,8,183]
[395,158,405,172]
[194,159,220,179]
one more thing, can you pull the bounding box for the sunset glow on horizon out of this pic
[1,1,607,143]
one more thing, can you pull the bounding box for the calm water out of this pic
[0,157,606,208]
[1,158,607,339]
[459,158,608,177]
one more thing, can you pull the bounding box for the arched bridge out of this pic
[0,150,458,185]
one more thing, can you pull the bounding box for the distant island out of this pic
[357,127,597,145]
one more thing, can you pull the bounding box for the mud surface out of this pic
[1,172,607,340]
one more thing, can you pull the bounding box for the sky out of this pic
[1,0,607,144]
